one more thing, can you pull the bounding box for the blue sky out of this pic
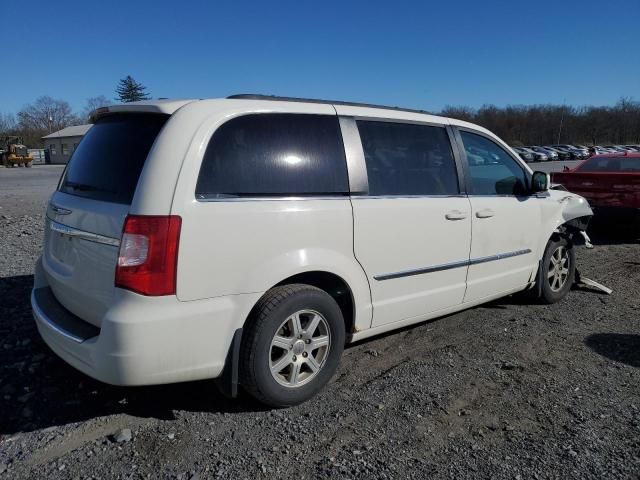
[1,0,639,115]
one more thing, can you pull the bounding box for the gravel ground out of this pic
[1,166,639,479]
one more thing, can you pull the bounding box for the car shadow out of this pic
[587,221,640,246]
[585,333,640,368]
[0,275,267,436]
[480,294,534,309]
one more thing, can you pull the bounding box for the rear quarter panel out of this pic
[162,100,373,331]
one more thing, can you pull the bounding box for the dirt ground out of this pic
[1,166,639,479]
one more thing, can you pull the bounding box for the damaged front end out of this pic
[549,189,594,248]
[533,189,613,296]
[557,215,594,248]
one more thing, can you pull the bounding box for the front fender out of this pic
[538,190,593,256]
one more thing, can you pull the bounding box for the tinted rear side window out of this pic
[196,114,348,198]
[59,114,168,204]
[356,121,459,196]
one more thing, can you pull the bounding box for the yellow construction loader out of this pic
[2,136,33,168]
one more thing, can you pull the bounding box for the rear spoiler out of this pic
[89,99,197,123]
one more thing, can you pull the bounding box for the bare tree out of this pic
[16,96,81,147]
[440,97,640,146]
[82,95,111,122]
[0,113,17,135]
[18,96,80,133]
[440,105,475,122]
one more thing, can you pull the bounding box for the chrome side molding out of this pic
[374,249,532,281]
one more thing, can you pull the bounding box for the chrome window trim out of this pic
[197,194,470,202]
[48,219,121,247]
[338,116,368,194]
[466,194,538,199]
[196,195,350,203]
[352,194,467,200]
[374,249,532,281]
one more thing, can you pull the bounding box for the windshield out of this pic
[578,156,640,172]
[59,114,168,204]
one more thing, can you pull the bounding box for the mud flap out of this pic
[215,328,243,399]
[536,259,544,298]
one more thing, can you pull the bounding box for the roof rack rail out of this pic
[226,94,437,117]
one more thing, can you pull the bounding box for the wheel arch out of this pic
[543,215,592,253]
[220,271,360,399]
[232,244,374,335]
[271,271,356,335]
[534,215,590,297]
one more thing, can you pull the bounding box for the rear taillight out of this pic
[115,215,182,296]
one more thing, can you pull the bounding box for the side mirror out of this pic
[531,171,550,193]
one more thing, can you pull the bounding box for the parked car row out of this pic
[591,145,640,155]
[512,144,640,162]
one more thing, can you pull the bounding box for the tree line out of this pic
[1,77,638,149]
[441,97,640,146]
[0,76,150,148]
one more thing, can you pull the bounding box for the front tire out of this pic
[240,284,345,407]
[540,237,575,304]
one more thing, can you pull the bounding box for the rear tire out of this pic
[540,237,575,304]
[240,284,345,407]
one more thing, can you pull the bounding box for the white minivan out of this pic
[32,95,593,406]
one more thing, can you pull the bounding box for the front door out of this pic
[456,129,541,303]
[350,119,472,327]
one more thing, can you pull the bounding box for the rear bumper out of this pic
[32,257,262,386]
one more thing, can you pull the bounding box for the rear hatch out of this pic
[43,113,169,327]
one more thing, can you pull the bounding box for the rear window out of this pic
[196,114,348,198]
[58,114,168,204]
[578,156,640,172]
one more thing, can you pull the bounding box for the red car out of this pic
[552,153,640,221]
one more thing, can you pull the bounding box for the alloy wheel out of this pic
[548,246,570,292]
[269,310,331,388]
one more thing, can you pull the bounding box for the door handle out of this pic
[475,208,495,218]
[445,210,467,220]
